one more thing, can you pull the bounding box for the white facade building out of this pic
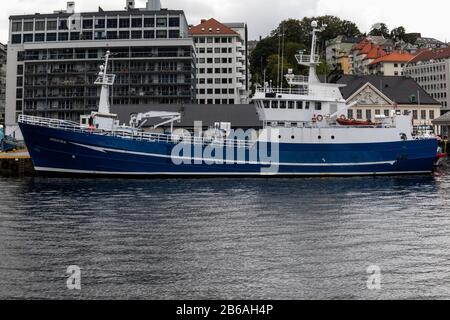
[404,48,450,113]
[190,18,248,104]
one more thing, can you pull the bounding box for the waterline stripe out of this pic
[70,142,397,167]
[34,167,432,176]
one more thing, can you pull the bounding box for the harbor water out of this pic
[1,168,450,300]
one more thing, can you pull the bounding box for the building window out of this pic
[356,109,362,119]
[95,18,105,29]
[35,33,45,42]
[143,30,154,38]
[156,17,167,27]
[16,77,23,87]
[107,31,117,39]
[169,17,180,27]
[82,19,93,29]
[58,33,69,41]
[59,19,68,30]
[131,17,142,28]
[366,109,372,120]
[169,30,179,38]
[11,34,22,44]
[16,100,23,111]
[144,17,154,27]
[412,110,418,120]
[131,31,142,39]
[46,33,57,41]
[119,18,130,28]
[156,30,167,38]
[107,18,117,28]
[118,31,129,39]
[384,109,390,117]
[70,32,80,40]
[23,34,33,43]
[347,109,354,119]
[23,21,34,32]
[12,21,22,32]
[429,110,435,119]
[421,110,427,120]
[81,32,92,40]
[16,88,23,99]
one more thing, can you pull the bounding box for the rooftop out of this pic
[335,75,440,105]
[189,18,239,36]
[409,47,450,63]
[111,104,261,128]
[370,50,414,65]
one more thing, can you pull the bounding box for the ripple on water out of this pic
[0,171,450,299]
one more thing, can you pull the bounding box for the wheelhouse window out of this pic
[271,101,278,109]
[305,101,310,109]
[315,101,322,110]
[263,101,270,108]
[280,101,287,109]
[296,101,303,109]
[288,101,295,109]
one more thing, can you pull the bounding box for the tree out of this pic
[369,23,390,38]
[250,15,362,87]
[390,26,406,41]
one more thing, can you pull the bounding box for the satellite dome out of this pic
[311,21,318,28]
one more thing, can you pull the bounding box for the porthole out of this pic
[331,136,335,140]
[318,136,322,140]
[291,136,295,139]
[278,135,282,139]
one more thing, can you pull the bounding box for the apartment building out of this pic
[325,35,359,70]
[0,43,6,125]
[404,47,450,114]
[5,0,196,136]
[368,50,414,76]
[189,18,248,104]
[349,37,393,75]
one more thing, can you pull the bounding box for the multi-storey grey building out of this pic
[0,43,6,125]
[404,47,450,115]
[5,0,196,136]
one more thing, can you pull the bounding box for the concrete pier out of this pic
[0,150,35,177]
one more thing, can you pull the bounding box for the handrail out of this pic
[18,115,255,149]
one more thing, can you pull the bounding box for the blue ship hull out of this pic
[19,122,437,177]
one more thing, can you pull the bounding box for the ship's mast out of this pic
[307,21,326,84]
[95,51,116,114]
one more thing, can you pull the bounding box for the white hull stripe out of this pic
[34,167,432,176]
[69,142,397,167]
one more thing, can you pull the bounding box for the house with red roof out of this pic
[349,38,392,75]
[369,50,414,76]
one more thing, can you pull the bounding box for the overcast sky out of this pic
[1,0,449,43]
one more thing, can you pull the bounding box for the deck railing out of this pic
[18,115,256,149]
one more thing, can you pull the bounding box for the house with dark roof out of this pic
[335,75,441,128]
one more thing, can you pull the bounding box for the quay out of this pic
[0,150,35,177]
